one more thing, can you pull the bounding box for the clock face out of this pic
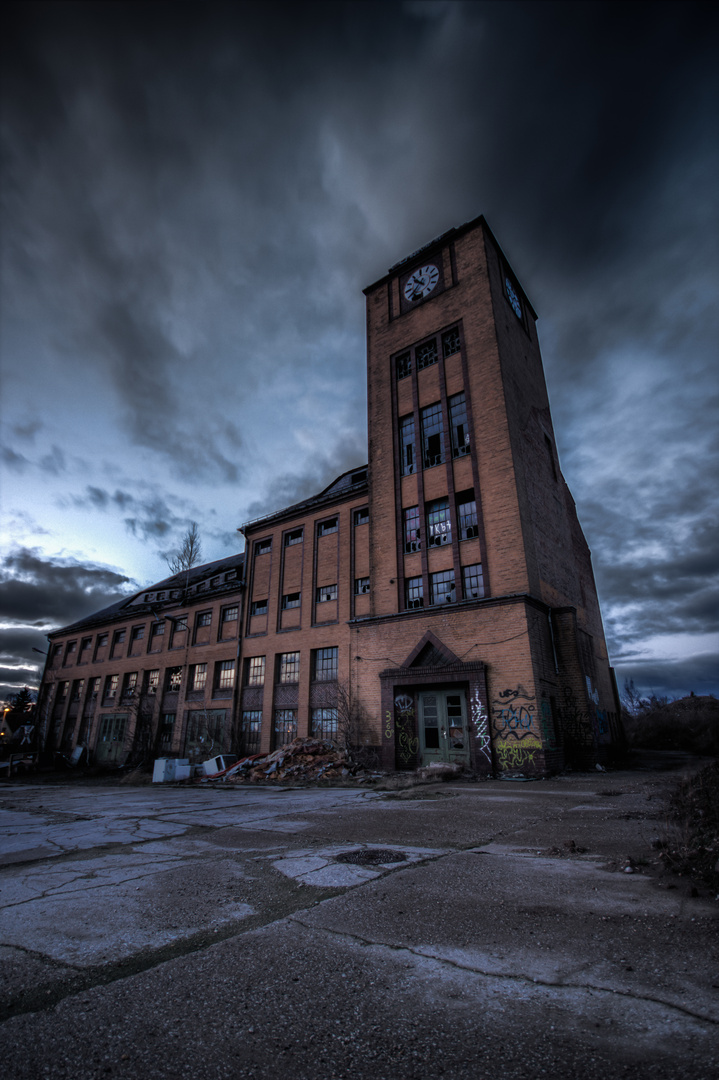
[505,277,522,319]
[404,264,440,302]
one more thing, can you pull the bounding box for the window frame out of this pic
[278,652,300,684]
[316,584,338,604]
[312,646,338,682]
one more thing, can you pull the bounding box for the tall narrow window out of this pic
[167,667,182,692]
[430,569,456,605]
[122,672,138,697]
[427,498,452,547]
[404,506,421,552]
[405,576,424,609]
[191,663,207,691]
[396,351,411,380]
[416,339,438,370]
[274,710,297,747]
[399,415,415,476]
[105,674,119,699]
[245,656,266,686]
[462,563,485,600]
[217,660,235,689]
[242,712,262,753]
[442,326,461,357]
[279,652,300,684]
[421,403,445,468]
[313,647,338,682]
[457,492,478,540]
[146,670,160,694]
[449,392,470,457]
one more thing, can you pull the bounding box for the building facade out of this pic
[40,216,622,773]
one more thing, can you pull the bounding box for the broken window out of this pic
[421,402,445,468]
[317,518,338,536]
[405,576,424,609]
[104,674,119,700]
[430,569,456,606]
[396,351,411,380]
[442,326,461,357]
[404,506,421,552]
[312,708,338,739]
[457,492,478,540]
[316,584,337,603]
[399,415,416,476]
[313,647,338,682]
[167,667,182,692]
[462,563,485,600]
[251,599,268,616]
[160,713,175,751]
[449,392,470,457]
[122,672,138,698]
[427,498,452,547]
[89,677,100,696]
[416,339,438,371]
[146,670,160,694]
[354,577,370,595]
[278,652,300,684]
[282,592,301,610]
[191,663,207,691]
[71,679,84,702]
[242,711,262,753]
[245,656,266,686]
[285,529,303,547]
[274,710,297,747]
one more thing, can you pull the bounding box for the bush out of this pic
[622,693,719,756]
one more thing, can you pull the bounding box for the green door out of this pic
[95,714,127,766]
[418,690,469,766]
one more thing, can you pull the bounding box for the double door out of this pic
[418,690,469,766]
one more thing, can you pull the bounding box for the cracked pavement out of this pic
[0,768,717,1079]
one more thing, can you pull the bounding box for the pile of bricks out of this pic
[201,737,380,784]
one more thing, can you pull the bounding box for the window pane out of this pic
[282,592,301,609]
[279,652,300,683]
[442,327,461,357]
[218,661,235,689]
[246,657,266,686]
[285,529,303,546]
[251,599,268,616]
[318,518,338,536]
[223,606,239,621]
[449,392,470,457]
[416,339,438,370]
[421,403,445,468]
[399,415,415,476]
[353,507,369,526]
[427,498,451,547]
[430,569,456,605]
[405,576,423,609]
[354,576,370,595]
[274,710,297,747]
[192,663,207,691]
[313,647,338,681]
[242,711,262,753]
[312,708,338,739]
[462,563,485,599]
[396,351,411,380]
[457,493,478,540]
[316,584,337,603]
[404,506,421,552]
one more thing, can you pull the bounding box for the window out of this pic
[224,570,237,581]
[353,507,369,526]
[312,708,338,739]
[404,506,421,552]
[131,625,145,642]
[416,339,438,370]
[421,402,445,468]
[242,711,262,753]
[274,710,297,747]
[197,612,212,628]
[105,674,119,700]
[442,326,461,357]
[174,616,188,632]
[160,713,175,751]
[255,538,272,555]
[222,606,239,622]
[57,680,69,700]
[405,576,424,609]
[399,415,415,476]
[457,493,478,540]
[111,630,126,657]
[64,641,77,664]
[245,656,266,686]
[427,498,452,547]
[79,637,92,658]
[217,660,235,690]
[97,634,108,647]
[282,592,301,610]
[52,643,63,662]
[449,392,470,457]
[430,569,456,605]
[396,351,411,380]
[167,667,182,692]
[251,599,268,616]
[147,670,160,694]
[317,518,338,536]
[191,663,207,691]
[122,672,137,697]
[354,576,370,595]
[279,652,300,684]
[505,275,523,320]
[313,647,338,682]
[71,679,84,702]
[89,677,101,696]
[150,622,165,645]
[462,563,485,600]
[285,529,303,546]
[316,584,337,603]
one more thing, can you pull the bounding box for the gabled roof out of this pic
[240,465,368,535]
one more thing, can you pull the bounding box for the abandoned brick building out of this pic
[39,216,623,774]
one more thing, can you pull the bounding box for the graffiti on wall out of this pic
[384,710,394,741]
[495,735,542,772]
[470,688,492,764]
[394,694,418,765]
[492,684,536,741]
[539,699,557,750]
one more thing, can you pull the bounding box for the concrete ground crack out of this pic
[288,918,719,1027]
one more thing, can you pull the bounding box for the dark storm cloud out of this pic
[69,484,205,546]
[0,547,135,624]
[1,447,31,473]
[613,652,719,700]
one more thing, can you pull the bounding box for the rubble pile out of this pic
[201,737,381,784]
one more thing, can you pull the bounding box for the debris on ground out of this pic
[199,737,383,784]
[659,758,719,891]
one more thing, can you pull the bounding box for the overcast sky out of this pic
[1,1,717,703]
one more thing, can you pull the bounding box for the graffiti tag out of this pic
[470,688,492,764]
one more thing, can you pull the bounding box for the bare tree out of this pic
[165,522,203,575]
